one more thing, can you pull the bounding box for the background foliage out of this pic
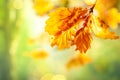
[0,0,120,80]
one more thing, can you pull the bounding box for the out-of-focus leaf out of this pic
[67,52,92,69]
[94,0,120,28]
[24,49,49,59]
[104,8,120,28]
[89,15,119,39]
[84,0,96,5]
[33,0,54,16]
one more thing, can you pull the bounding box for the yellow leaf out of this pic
[89,15,119,39]
[32,50,48,59]
[51,24,78,49]
[105,8,120,28]
[95,0,116,15]
[94,0,120,28]
[84,0,96,5]
[24,49,49,59]
[45,7,71,35]
[33,0,54,16]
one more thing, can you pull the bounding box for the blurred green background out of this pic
[0,0,120,80]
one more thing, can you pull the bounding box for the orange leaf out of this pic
[73,27,92,53]
[67,53,92,69]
